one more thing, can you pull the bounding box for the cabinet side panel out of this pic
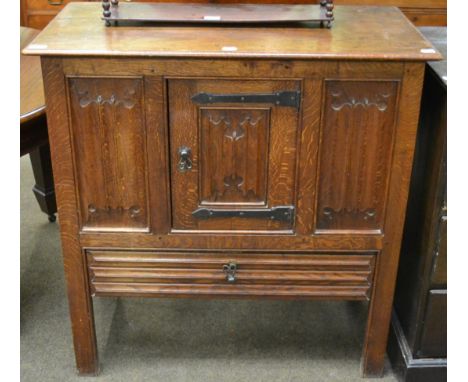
[316,80,399,233]
[41,58,98,374]
[67,77,149,232]
[361,63,425,377]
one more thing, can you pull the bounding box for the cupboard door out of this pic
[168,79,301,232]
[68,77,150,232]
[315,80,400,234]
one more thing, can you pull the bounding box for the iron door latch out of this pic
[191,91,301,109]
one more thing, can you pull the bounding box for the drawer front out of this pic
[26,0,74,11]
[168,79,301,233]
[87,251,375,300]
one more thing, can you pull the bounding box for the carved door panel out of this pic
[315,80,400,234]
[168,79,301,232]
[68,77,150,232]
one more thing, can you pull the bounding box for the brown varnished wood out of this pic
[88,251,375,269]
[402,7,446,26]
[361,62,425,377]
[20,27,45,124]
[335,0,446,26]
[23,3,442,61]
[87,251,375,297]
[61,58,403,78]
[67,76,150,232]
[80,233,384,250]
[198,107,270,207]
[20,26,57,221]
[41,58,99,375]
[21,1,447,29]
[21,0,26,26]
[102,3,333,24]
[31,3,435,376]
[295,78,321,235]
[40,56,426,377]
[93,283,372,300]
[169,78,300,231]
[315,80,399,233]
[144,76,172,234]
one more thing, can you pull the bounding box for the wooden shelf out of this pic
[101,2,334,27]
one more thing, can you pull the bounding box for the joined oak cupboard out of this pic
[23,2,441,377]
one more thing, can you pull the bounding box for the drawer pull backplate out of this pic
[223,262,237,283]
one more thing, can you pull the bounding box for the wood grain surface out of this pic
[21,1,447,29]
[34,3,434,377]
[23,3,441,61]
[88,251,375,299]
[20,27,45,123]
[168,78,300,231]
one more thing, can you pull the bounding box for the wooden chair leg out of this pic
[29,143,57,222]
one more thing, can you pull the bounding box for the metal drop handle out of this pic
[177,146,192,172]
[223,262,237,283]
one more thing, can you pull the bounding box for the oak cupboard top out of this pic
[23,2,441,61]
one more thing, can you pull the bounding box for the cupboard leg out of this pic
[41,58,100,376]
[65,260,99,375]
[361,251,397,377]
[360,63,425,377]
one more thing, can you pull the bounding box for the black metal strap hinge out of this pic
[192,206,295,223]
[191,91,301,109]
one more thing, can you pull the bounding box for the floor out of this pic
[20,156,399,382]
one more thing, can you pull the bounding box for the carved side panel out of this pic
[316,80,399,232]
[68,77,149,231]
[200,108,270,206]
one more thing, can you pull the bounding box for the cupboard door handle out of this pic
[223,262,237,283]
[177,146,193,172]
[48,0,63,5]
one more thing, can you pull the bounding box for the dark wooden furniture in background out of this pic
[23,3,441,377]
[335,0,446,26]
[20,0,446,29]
[20,27,57,222]
[388,26,446,382]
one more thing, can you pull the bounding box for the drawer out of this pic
[27,0,74,11]
[87,251,376,300]
[25,15,57,30]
